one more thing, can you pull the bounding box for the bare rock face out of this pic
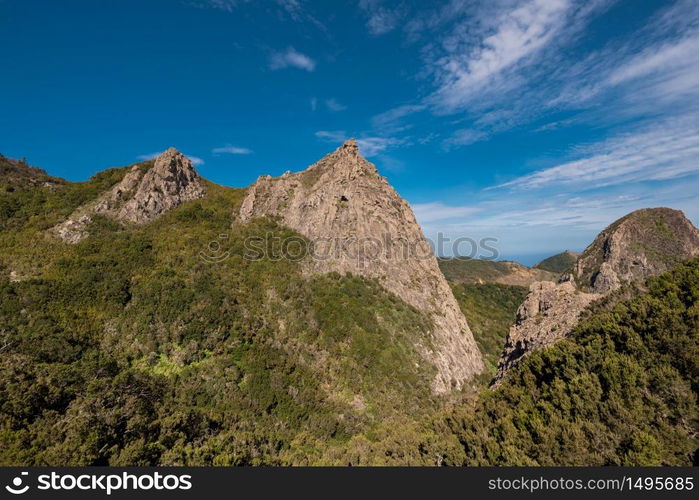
[239,139,484,393]
[493,207,699,385]
[570,207,699,293]
[492,281,599,385]
[52,148,205,243]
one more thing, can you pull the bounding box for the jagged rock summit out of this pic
[569,207,699,293]
[52,147,205,243]
[493,207,699,385]
[239,139,484,393]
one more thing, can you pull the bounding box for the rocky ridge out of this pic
[52,148,205,243]
[493,207,699,385]
[438,257,559,287]
[239,139,484,393]
[1,154,63,190]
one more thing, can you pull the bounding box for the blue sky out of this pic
[2,0,698,264]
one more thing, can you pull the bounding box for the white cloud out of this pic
[137,151,205,166]
[314,130,400,156]
[414,178,699,262]
[315,130,347,142]
[442,128,487,149]
[371,104,425,132]
[495,119,699,191]
[212,145,253,155]
[412,202,481,224]
[269,47,316,71]
[205,0,241,12]
[356,137,400,156]
[428,0,572,113]
[325,98,347,111]
[358,0,403,36]
[310,97,318,111]
[605,34,699,102]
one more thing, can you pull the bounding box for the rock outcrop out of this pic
[239,139,484,393]
[493,207,699,385]
[52,148,205,243]
[569,208,699,293]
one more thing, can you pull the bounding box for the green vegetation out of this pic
[438,257,556,286]
[451,283,528,374]
[438,257,516,283]
[534,251,578,273]
[446,259,699,466]
[0,170,449,465]
[1,163,697,466]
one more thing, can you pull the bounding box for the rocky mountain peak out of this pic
[570,207,699,293]
[493,207,699,385]
[52,148,205,243]
[340,138,358,152]
[239,144,484,393]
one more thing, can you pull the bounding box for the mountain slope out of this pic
[239,140,483,393]
[0,149,462,465]
[438,257,558,286]
[571,207,699,293]
[494,208,699,384]
[51,148,206,243]
[534,250,579,273]
[447,258,699,466]
[450,283,528,376]
[0,154,63,190]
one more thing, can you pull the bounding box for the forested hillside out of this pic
[446,259,699,466]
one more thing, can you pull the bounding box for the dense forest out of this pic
[1,160,697,465]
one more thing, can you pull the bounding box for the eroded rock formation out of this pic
[52,148,205,243]
[239,139,484,393]
[493,207,699,385]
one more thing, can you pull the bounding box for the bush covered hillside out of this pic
[0,163,457,466]
[534,250,579,273]
[450,283,527,375]
[438,257,557,287]
[1,157,697,466]
[446,258,699,466]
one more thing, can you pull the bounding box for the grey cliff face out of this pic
[570,207,699,293]
[493,207,699,385]
[52,148,205,243]
[239,139,484,393]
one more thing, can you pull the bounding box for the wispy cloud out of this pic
[412,202,481,224]
[212,145,253,155]
[204,0,241,13]
[442,128,488,149]
[413,177,699,261]
[314,130,400,156]
[137,151,205,166]
[315,130,347,142]
[371,104,425,133]
[358,0,404,36]
[356,137,400,156]
[269,47,316,71]
[426,0,574,114]
[202,0,327,31]
[325,98,347,111]
[494,119,699,191]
